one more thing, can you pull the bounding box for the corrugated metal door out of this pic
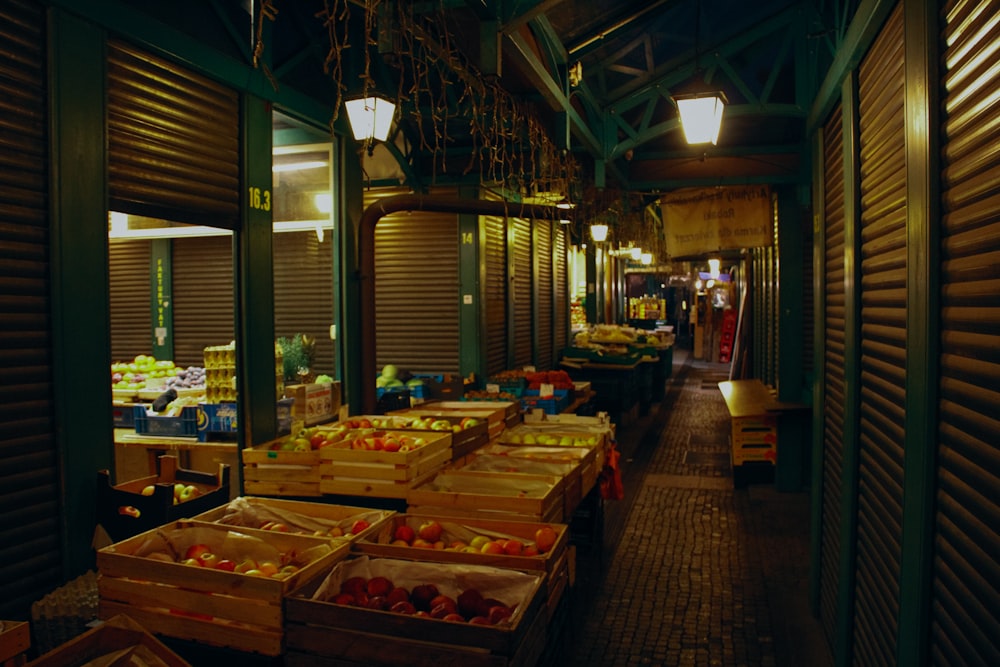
[109,240,152,361]
[554,225,568,352]
[512,218,532,369]
[536,219,553,370]
[933,2,1000,664]
[0,0,62,620]
[854,6,906,664]
[273,232,335,377]
[373,211,460,374]
[107,40,239,228]
[484,214,508,377]
[171,237,235,368]
[820,104,846,648]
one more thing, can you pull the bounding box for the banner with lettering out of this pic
[659,186,773,257]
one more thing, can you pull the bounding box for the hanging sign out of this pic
[659,185,772,257]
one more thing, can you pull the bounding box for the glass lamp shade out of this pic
[674,92,727,145]
[590,223,609,242]
[345,96,396,143]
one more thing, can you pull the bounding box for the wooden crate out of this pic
[318,430,452,499]
[97,455,231,544]
[190,496,393,542]
[353,513,569,578]
[0,620,29,666]
[408,471,565,524]
[372,413,490,461]
[454,454,584,518]
[26,615,189,667]
[478,442,601,500]
[497,425,607,474]
[97,519,349,656]
[242,442,324,497]
[284,556,547,667]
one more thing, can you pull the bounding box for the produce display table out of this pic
[115,429,237,476]
[718,380,810,490]
[558,359,640,425]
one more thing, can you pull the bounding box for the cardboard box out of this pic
[26,615,188,667]
[97,520,349,656]
[285,556,547,666]
[285,382,341,426]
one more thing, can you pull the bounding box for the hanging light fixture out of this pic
[673,92,727,145]
[590,223,609,242]
[641,252,653,265]
[708,257,721,279]
[630,247,643,261]
[345,95,396,156]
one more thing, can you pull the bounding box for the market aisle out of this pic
[553,350,833,667]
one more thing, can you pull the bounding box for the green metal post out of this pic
[458,204,482,381]
[48,9,111,575]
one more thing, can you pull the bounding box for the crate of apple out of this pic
[356,516,567,575]
[285,555,545,658]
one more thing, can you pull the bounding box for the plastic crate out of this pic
[376,388,411,413]
[488,376,527,397]
[132,405,199,437]
[520,389,571,415]
[112,402,141,428]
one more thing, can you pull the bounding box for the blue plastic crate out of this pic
[133,405,199,437]
[520,388,571,414]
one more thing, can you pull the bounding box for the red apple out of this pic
[417,520,443,542]
[184,544,212,561]
[350,519,371,535]
[430,602,456,619]
[468,616,491,625]
[332,592,356,606]
[366,576,393,597]
[410,583,440,611]
[442,613,466,622]
[429,595,456,614]
[457,588,484,618]
[502,539,523,556]
[390,600,416,615]
[488,605,513,625]
[341,576,368,595]
[535,526,558,553]
[366,596,388,610]
[394,524,415,544]
[215,559,236,572]
[386,587,410,606]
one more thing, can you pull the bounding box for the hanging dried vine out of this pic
[255,0,581,203]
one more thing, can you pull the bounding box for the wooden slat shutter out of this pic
[536,219,553,370]
[934,1,1000,664]
[554,225,569,352]
[109,240,152,362]
[374,212,460,374]
[171,237,235,368]
[107,40,239,228]
[820,103,846,648]
[512,218,532,369]
[484,214,508,377]
[0,0,62,620]
[273,232,336,377]
[854,6,906,664]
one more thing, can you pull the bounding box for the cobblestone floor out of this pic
[551,351,833,667]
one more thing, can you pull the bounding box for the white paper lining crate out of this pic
[284,555,548,667]
[476,443,602,501]
[190,496,393,543]
[392,400,520,441]
[497,425,608,490]
[241,443,324,497]
[96,519,349,656]
[319,430,452,498]
[408,471,566,524]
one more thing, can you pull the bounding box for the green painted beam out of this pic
[48,9,112,577]
[239,95,278,452]
[897,2,941,665]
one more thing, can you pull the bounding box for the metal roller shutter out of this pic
[536,219,553,370]
[934,1,1000,664]
[107,40,239,228]
[554,226,568,352]
[484,214,508,377]
[171,237,235,368]
[109,240,152,361]
[855,6,906,664]
[820,104,846,648]
[374,211,460,374]
[0,0,61,620]
[512,218,532,369]
[273,232,336,377]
